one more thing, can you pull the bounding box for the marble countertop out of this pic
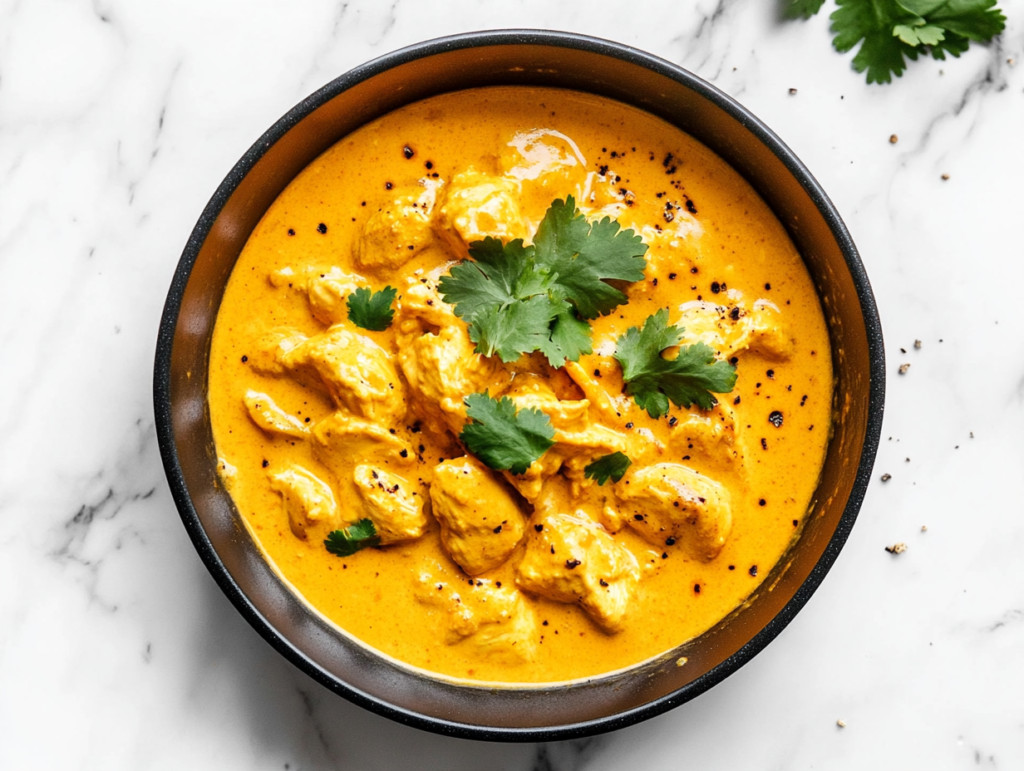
[2,1,1023,768]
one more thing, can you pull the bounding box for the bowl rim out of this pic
[154,28,885,741]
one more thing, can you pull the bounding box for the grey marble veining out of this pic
[1,1,1023,768]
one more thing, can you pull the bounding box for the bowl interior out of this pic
[155,31,883,741]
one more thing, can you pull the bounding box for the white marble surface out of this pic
[2,0,1023,768]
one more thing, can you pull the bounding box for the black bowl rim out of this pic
[154,28,885,742]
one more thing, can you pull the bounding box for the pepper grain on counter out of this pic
[207,87,833,685]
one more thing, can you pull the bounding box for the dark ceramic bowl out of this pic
[154,30,884,741]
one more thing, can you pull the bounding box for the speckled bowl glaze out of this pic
[154,30,884,741]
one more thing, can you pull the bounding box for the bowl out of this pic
[154,30,884,741]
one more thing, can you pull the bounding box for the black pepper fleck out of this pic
[317,223,327,234]
[769,411,784,428]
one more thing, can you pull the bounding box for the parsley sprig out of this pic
[324,518,380,556]
[347,286,397,331]
[459,392,555,475]
[614,309,737,419]
[584,452,632,485]
[786,0,1007,84]
[438,197,648,367]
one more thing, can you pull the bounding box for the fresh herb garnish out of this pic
[584,452,633,485]
[459,392,556,475]
[324,518,380,556]
[786,0,1006,84]
[438,196,647,367]
[614,308,737,419]
[347,286,397,331]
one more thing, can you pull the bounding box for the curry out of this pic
[207,87,833,684]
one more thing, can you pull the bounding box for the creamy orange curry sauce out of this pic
[208,87,832,684]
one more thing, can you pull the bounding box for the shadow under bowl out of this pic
[154,30,884,742]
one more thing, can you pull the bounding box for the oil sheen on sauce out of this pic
[208,87,833,684]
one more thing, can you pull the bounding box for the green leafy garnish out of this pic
[614,308,737,419]
[459,392,555,475]
[438,196,647,367]
[785,0,1006,84]
[324,518,380,557]
[584,452,632,485]
[784,0,826,19]
[347,286,397,331]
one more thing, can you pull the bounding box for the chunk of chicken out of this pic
[243,390,309,438]
[534,474,625,534]
[665,402,744,473]
[500,129,588,221]
[617,463,732,561]
[505,376,590,432]
[279,326,405,423]
[305,268,363,326]
[267,465,339,539]
[247,328,307,377]
[395,262,460,331]
[312,412,414,473]
[430,457,527,575]
[397,324,510,435]
[352,465,428,544]
[677,299,794,361]
[356,180,440,273]
[517,512,640,632]
[416,573,537,662]
[433,170,528,257]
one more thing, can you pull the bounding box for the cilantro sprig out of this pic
[324,518,380,556]
[614,309,737,419]
[786,0,1006,84]
[459,392,555,475]
[438,197,647,367]
[347,286,397,331]
[584,452,632,485]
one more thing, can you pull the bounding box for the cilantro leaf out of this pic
[459,392,555,475]
[784,0,826,19]
[533,197,648,320]
[787,0,1005,83]
[347,286,397,331]
[614,308,738,419]
[437,198,646,367]
[325,518,380,557]
[584,452,632,485]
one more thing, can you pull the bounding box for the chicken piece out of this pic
[278,326,405,423]
[677,299,794,361]
[665,402,744,472]
[517,512,640,632]
[395,262,460,331]
[534,474,626,534]
[356,179,440,273]
[500,129,588,221]
[397,324,510,435]
[305,268,363,326]
[433,170,528,257]
[267,465,339,539]
[352,465,428,544]
[312,412,414,472]
[617,463,732,561]
[243,390,309,438]
[563,361,623,425]
[247,328,307,377]
[743,299,795,360]
[430,457,527,575]
[416,573,537,662]
[505,375,590,431]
